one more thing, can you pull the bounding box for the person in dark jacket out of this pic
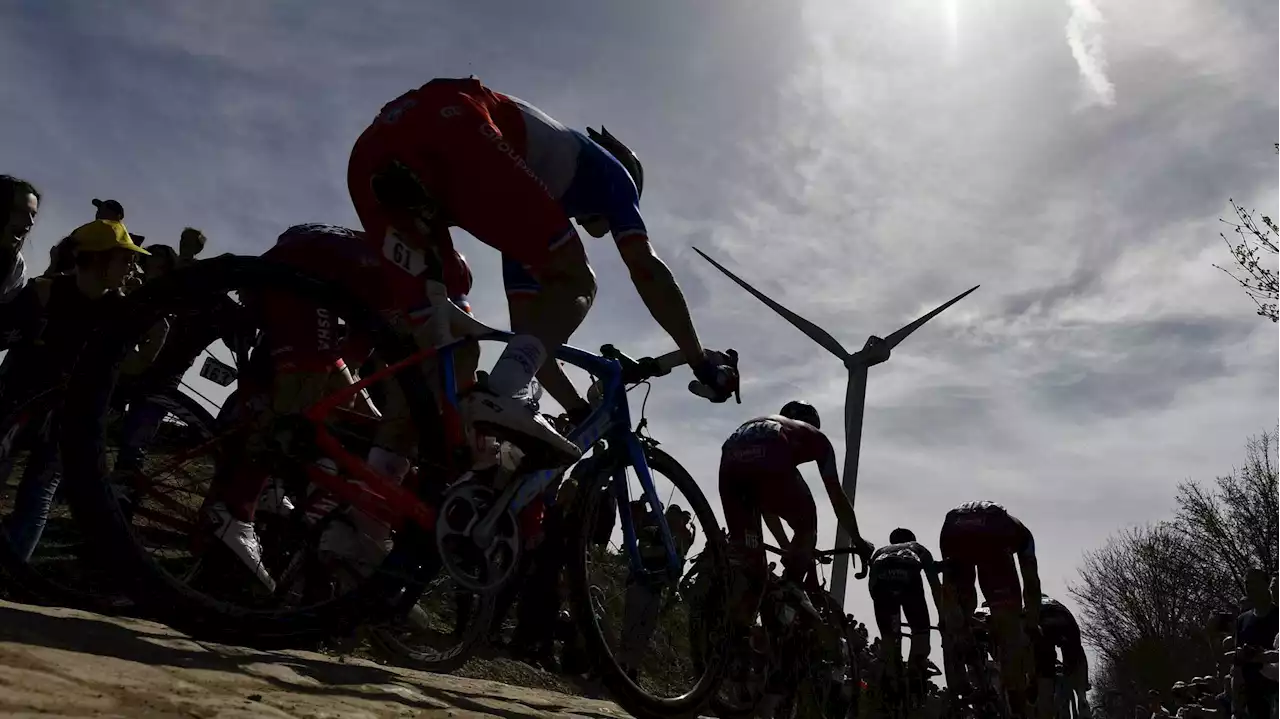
[0,220,156,560]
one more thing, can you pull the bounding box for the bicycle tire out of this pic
[0,384,215,615]
[0,389,128,612]
[567,443,731,719]
[57,255,448,648]
[365,574,496,674]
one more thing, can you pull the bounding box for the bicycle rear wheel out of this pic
[566,443,731,719]
[58,255,448,648]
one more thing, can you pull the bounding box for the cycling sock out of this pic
[366,446,410,482]
[486,335,546,397]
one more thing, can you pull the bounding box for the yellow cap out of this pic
[71,220,151,256]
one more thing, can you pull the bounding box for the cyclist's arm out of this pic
[764,512,790,550]
[1014,520,1042,619]
[616,237,705,365]
[921,550,945,609]
[811,433,864,545]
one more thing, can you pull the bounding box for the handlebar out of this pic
[763,544,872,578]
[599,345,686,385]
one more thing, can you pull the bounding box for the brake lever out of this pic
[726,348,742,404]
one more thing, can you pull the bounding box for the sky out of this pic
[2,0,1277,671]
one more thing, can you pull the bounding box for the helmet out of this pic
[587,126,644,198]
[779,400,820,429]
[889,528,916,544]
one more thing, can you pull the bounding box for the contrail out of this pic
[1065,0,1116,107]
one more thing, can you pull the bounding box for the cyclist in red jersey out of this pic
[195,222,478,589]
[938,500,1042,718]
[347,77,739,462]
[718,401,874,630]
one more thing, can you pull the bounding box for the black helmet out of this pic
[587,126,644,198]
[779,400,820,429]
[889,528,916,544]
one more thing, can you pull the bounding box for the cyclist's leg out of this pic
[505,260,590,416]
[938,518,978,695]
[717,463,765,632]
[870,578,904,685]
[1060,640,1090,717]
[977,552,1032,716]
[902,572,933,668]
[769,469,818,586]
[1030,630,1058,719]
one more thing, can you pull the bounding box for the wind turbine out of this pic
[693,247,978,608]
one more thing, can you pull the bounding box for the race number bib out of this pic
[382,231,430,277]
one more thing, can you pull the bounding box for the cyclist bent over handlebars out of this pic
[868,528,943,686]
[938,501,1042,718]
[718,401,874,633]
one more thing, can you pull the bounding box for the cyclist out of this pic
[718,401,874,632]
[1032,594,1089,719]
[868,527,943,688]
[938,500,1042,718]
[197,222,476,589]
[346,76,739,456]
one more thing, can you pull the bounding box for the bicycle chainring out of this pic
[435,477,521,593]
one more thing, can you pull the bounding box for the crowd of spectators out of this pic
[0,174,209,559]
[1136,570,1277,719]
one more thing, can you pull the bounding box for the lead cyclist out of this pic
[347,77,740,446]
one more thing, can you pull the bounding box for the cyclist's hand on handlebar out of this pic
[689,349,740,404]
[853,537,875,579]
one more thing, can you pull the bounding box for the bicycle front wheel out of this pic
[566,443,731,719]
[57,255,445,648]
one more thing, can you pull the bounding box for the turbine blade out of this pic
[884,285,980,350]
[693,247,851,360]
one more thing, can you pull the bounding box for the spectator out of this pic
[0,175,40,303]
[0,220,153,560]
[1234,568,1278,718]
[92,197,124,222]
[41,236,76,278]
[178,227,206,266]
[140,243,178,280]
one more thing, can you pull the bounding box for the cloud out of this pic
[1065,0,1117,107]
[0,0,1275,676]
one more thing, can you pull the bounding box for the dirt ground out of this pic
[0,599,632,718]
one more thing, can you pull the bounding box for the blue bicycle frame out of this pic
[433,329,685,581]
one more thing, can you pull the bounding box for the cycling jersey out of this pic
[869,541,937,590]
[349,78,646,300]
[1034,596,1085,678]
[869,541,937,658]
[259,223,472,373]
[718,415,829,582]
[939,501,1035,610]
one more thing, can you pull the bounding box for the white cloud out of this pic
[1065,0,1117,107]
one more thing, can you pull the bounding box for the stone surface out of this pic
[0,600,630,718]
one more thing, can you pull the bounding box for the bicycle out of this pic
[875,626,942,719]
[940,609,1011,719]
[0,381,217,613]
[57,254,734,719]
[708,543,864,719]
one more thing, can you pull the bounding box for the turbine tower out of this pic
[693,247,978,608]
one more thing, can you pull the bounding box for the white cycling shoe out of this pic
[459,384,581,470]
[204,502,276,593]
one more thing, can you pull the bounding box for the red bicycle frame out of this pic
[300,340,473,533]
